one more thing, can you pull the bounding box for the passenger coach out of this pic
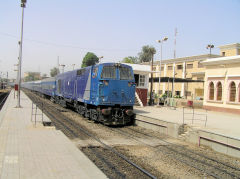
[23,63,136,125]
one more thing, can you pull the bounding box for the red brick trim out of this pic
[136,88,148,106]
[203,105,240,115]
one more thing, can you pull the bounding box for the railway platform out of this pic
[134,105,240,158]
[0,90,107,179]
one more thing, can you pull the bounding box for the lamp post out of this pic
[206,44,214,57]
[156,37,168,105]
[98,56,104,63]
[16,0,27,108]
[72,64,75,70]
[60,64,65,73]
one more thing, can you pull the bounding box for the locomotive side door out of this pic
[91,66,98,102]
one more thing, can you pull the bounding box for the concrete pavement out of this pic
[134,105,240,140]
[0,90,107,179]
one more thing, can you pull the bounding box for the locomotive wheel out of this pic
[84,108,90,118]
[90,109,98,121]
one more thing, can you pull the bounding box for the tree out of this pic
[122,56,139,64]
[24,72,41,82]
[138,45,156,105]
[42,73,48,79]
[81,52,99,68]
[138,45,156,63]
[50,67,60,77]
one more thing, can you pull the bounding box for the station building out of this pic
[149,54,220,100]
[125,63,150,106]
[144,43,240,104]
[202,43,240,114]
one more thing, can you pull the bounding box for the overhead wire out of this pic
[0,32,137,52]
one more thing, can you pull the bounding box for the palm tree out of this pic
[138,45,156,63]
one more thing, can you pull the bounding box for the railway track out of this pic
[110,127,240,179]
[24,90,240,179]
[0,91,10,110]
[24,90,158,179]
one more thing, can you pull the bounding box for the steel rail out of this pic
[60,112,157,179]
[27,92,126,179]
[0,92,9,108]
[114,127,240,179]
[133,120,240,172]
[26,90,157,179]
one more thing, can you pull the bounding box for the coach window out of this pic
[120,67,133,80]
[101,66,116,79]
[58,80,61,93]
[92,67,98,78]
[77,69,86,76]
[216,82,222,101]
[229,81,236,102]
[209,82,214,100]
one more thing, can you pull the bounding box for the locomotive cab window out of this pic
[92,67,98,78]
[119,66,133,80]
[101,66,116,79]
[77,69,86,76]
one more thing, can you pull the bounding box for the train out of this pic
[22,63,136,125]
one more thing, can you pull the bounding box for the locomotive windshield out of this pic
[119,66,133,80]
[101,66,116,79]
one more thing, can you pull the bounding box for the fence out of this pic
[31,102,43,127]
[182,107,208,127]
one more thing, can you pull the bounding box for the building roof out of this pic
[123,63,151,73]
[142,54,220,65]
[150,77,204,83]
[201,55,240,66]
[218,43,240,50]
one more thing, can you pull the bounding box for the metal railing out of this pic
[183,107,208,127]
[164,98,177,110]
[31,102,43,127]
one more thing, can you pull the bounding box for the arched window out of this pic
[216,82,222,101]
[209,82,214,100]
[239,84,240,102]
[229,82,236,102]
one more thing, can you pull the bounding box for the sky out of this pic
[0,0,240,78]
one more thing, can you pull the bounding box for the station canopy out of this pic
[149,77,204,83]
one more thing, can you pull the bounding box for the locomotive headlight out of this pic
[101,96,108,102]
[128,82,135,87]
[103,80,109,86]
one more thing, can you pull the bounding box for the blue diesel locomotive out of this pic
[23,63,136,125]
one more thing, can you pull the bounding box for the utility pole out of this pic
[156,37,168,105]
[60,64,65,73]
[98,56,104,63]
[72,64,75,70]
[6,72,8,87]
[172,28,178,102]
[57,56,60,74]
[206,44,214,57]
[149,54,154,106]
[174,28,177,59]
[16,0,27,108]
